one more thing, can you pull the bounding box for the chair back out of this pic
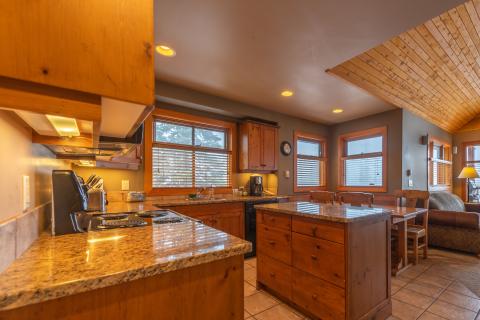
[310,191,335,204]
[336,192,374,207]
[394,189,430,228]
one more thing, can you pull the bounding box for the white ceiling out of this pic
[154,0,466,124]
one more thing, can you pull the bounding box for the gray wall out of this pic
[452,130,480,197]
[402,110,452,191]
[156,81,329,195]
[327,109,403,194]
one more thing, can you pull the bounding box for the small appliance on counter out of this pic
[126,191,145,202]
[249,175,263,196]
[52,170,89,235]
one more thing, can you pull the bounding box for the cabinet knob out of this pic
[268,241,276,246]
[312,294,318,300]
[269,272,276,278]
[311,255,318,261]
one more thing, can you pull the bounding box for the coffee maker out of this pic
[52,170,88,235]
[249,175,263,196]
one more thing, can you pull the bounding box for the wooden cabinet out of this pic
[0,1,154,105]
[256,209,391,320]
[239,121,278,172]
[162,202,245,239]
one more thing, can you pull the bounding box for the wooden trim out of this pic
[0,76,101,122]
[32,132,93,148]
[460,140,480,201]
[427,136,452,192]
[293,130,328,193]
[144,108,237,196]
[337,126,387,192]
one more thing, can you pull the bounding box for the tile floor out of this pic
[244,249,480,320]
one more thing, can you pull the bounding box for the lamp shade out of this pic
[458,167,480,179]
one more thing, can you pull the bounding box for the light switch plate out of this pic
[22,175,30,211]
[284,170,290,178]
[121,180,130,191]
[408,177,413,187]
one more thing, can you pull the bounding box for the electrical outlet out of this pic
[408,177,413,187]
[284,170,290,178]
[121,180,130,191]
[22,175,30,210]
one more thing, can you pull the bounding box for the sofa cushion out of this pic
[429,191,465,212]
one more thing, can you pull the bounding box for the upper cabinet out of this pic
[239,121,279,172]
[0,0,154,105]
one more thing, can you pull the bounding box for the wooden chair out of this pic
[336,192,374,207]
[310,191,335,204]
[393,190,430,264]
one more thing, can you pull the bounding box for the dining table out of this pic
[373,205,429,275]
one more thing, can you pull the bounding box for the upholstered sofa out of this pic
[428,191,480,255]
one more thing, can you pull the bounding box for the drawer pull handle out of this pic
[269,272,276,278]
[312,294,318,300]
[311,255,318,261]
[312,226,318,236]
[268,241,276,246]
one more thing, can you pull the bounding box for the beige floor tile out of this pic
[415,274,453,289]
[254,304,303,320]
[245,267,257,283]
[392,298,425,320]
[438,290,480,313]
[244,291,279,315]
[427,300,477,320]
[245,309,251,319]
[392,282,404,295]
[400,264,429,279]
[393,288,435,309]
[245,281,259,297]
[447,281,480,299]
[417,312,447,320]
[405,282,444,298]
[246,258,257,268]
[392,277,410,288]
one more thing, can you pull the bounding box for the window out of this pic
[462,141,480,201]
[338,127,387,192]
[428,137,452,191]
[144,109,236,195]
[294,131,327,192]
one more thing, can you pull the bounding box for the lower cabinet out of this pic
[256,209,391,320]
[163,202,245,239]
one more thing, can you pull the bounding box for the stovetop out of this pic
[72,210,189,232]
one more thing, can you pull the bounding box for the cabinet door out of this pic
[261,126,277,171]
[0,1,154,105]
[248,123,262,170]
[211,211,244,239]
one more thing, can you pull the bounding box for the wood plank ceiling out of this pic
[327,0,480,133]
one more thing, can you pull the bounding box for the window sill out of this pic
[294,186,327,193]
[336,186,387,193]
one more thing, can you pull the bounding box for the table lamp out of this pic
[458,166,480,202]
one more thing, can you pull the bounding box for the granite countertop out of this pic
[255,201,392,223]
[0,214,251,311]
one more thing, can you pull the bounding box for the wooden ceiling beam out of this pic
[32,132,93,148]
[0,76,101,122]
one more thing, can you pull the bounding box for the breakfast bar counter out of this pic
[0,211,251,319]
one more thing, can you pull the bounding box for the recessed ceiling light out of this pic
[332,108,344,114]
[281,90,294,97]
[155,45,176,57]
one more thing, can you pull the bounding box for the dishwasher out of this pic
[244,198,279,258]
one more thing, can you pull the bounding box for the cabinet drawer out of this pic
[259,211,291,231]
[292,233,345,288]
[257,254,292,300]
[257,224,291,264]
[292,269,345,320]
[292,217,344,244]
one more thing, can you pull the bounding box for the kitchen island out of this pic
[0,209,251,319]
[255,201,392,320]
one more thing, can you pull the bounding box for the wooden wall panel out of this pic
[327,0,480,133]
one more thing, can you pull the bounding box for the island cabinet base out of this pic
[0,256,244,320]
[256,209,391,320]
